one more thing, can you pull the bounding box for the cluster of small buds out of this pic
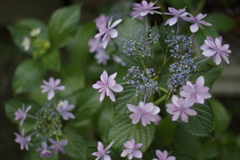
[123,66,158,97]
[35,102,62,139]
[121,29,160,57]
[165,33,197,92]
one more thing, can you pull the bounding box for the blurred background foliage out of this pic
[0,0,240,159]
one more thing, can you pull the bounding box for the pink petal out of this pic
[132,150,142,158]
[202,49,216,57]
[213,54,221,65]
[48,90,55,100]
[196,94,204,104]
[184,108,197,116]
[127,104,137,112]
[167,156,176,160]
[108,29,118,38]
[180,112,189,122]
[196,76,204,87]
[100,70,108,84]
[221,54,229,64]
[100,89,106,101]
[111,84,123,93]
[172,111,180,121]
[108,90,116,102]
[110,19,122,29]
[167,17,178,26]
[190,23,199,33]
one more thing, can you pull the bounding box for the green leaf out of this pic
[209,98,231,133]
[174,102,214,137]
[12,59,45,94]
[25,149,58,160]
[7,19,48,54]
[63,131,87,160]
[87,147,97,160]
[113,84,145,117]
[107,115,155,155]
[205,13,235,32]
[165,0,193,9]
[48,4,81,48]
[143,150,157,160]
[41,49,61,72]
[194,26,219,46]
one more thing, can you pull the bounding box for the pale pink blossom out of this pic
[187,13,212,33]
[14,104,31,126]
[164,7,189,26]
[92,141,114,160]
[166,95,197,123]
[121,139,142,160]
[132,0,162,19]
[40,77,65,100]
[127,101,160,126]
[57,100,75,120]
[94,14,110,29]
[49,138,68,154]
[94,49,109,65]
[36,141,51,158]
[153,150,176,160]
[180,76,211,106]
[94,17,122,49]
[153,114,162,125]
[22,36,30,51]
[14,130,31,150]
[92,70,123,102]
[200,36,231,65]
[88,37,103,53]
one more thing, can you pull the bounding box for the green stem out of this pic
[139,57,147,69]
[157,0,167,21]
[154,94,167,105]
[160,87,169,93]
[195,0,207,15]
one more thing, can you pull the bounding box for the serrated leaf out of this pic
[205,13,235,32]
[12,59,45,94]
[107,115,155,155]
[41,49,61,72]
[63,131,87,160]
[174,102,214,137]
[48,4,81,48]
[113,85,145,117]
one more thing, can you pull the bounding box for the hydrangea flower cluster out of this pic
[121,29,160,57]
[13,77,73,157]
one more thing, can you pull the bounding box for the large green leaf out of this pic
[174,102,214,137]
[113,84,145,118]
[106,115,155,155]
[7,19,48,54]
[63,131,87,160]
[12,59,45,94]
[205,13,235,32]
[48,4,81,48]
[41,49,61,72]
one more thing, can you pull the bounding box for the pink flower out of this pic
[127,101,160,126]
[121,139,142,159]
[57,100,75,120]
[200,36,231,65]
[94,17,122,49]
[88,37,103,53]
[180,76,211,106]
[153,150,176,160]
[14,104,31,126]
[166,95,197,123]
[14,130,31,150]
[36,141,52,158]
[94,49,110,65]
[40,77,65,100]
[49,138,68,154]
[132,0,162,19]
[187,13,212,33]
[92,141,114,160]
[93,70,123,102]
[94,14,110,29]
[164,7,189,26]
[153,114,162,125]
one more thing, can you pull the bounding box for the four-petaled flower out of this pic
[166,95,197,123]
[14,104,31,126]
[14,130,31,150]
[153,150,176,160]
[132,0,162,19]
[200,36,231,65]
[22,36,30,51]
[57,100,75,120]
[49,138,68,154]
[94,17,122,49]
[36,141,52,158]
[92,141,114,160]
[127,101,160,126]
[180,76,211,106]
[40,77,65,100]
[164,7,189,26]
[92,70,123,102]
[30,28,41,37]
[187,13,212,33]
[121,139,142,159]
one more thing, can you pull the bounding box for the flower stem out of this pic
[27,115,37,119]
[196,57,210,64]
[160,87,169,93]
[154,94,167,105]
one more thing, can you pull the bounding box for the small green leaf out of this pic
[12,59,45,94]
[209,98,231,133]
[107,115,155,155]
[63,131,87,160]
[113,84,145,117]
[174,102,214,137]
[48,4,81,48]
[41,49,61,71]
[205,13,235,32]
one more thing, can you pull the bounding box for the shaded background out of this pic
[0,0,239,159]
